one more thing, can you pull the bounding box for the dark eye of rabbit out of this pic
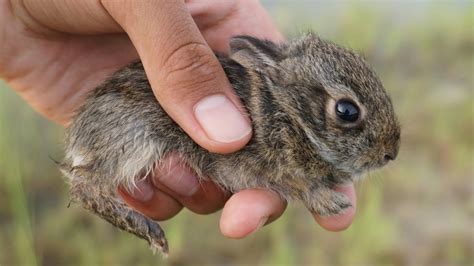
[335,100,359,122]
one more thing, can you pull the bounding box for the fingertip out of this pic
[219,189,286,239]
[179,180,229,215]
[194,94,252,145]
[118,185,183,221]
[314,184,357,232]
[313,206,356,232]
[158,178,229,215]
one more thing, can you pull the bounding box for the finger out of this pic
[153,176,229,215]
[220,189,286,239]
[313,184,357,231]
[10,0,123,35]
[102,1,252,154]
[150,155,229,214]
[118,179,183,221]
[120,154,228,216]
[187,0,285,52]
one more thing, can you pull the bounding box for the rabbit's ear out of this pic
[229,36,282,69]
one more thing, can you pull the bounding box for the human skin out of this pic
[0,0,356,237]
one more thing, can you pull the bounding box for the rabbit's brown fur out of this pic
[60,33,400,254]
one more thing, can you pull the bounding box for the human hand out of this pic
[0,0,356,237]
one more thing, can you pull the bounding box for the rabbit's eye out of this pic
[335,100,359,122]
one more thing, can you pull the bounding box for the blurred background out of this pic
[0,0,472,265]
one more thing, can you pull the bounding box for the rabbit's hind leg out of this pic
[69,179,169,255]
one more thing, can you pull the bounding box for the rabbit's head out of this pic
[230,33,400,177]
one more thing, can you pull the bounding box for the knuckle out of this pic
[160,42,222,93]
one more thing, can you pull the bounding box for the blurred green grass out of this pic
[0,2,473,265]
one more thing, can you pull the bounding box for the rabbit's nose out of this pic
[382,129,400,163]
[383,152,396,161]
[382,143,399,162]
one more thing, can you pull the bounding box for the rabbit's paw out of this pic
[69,182,169,255]
[306,187,352,216]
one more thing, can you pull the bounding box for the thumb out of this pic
[102,0,252,153]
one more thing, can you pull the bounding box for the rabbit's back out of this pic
[64,61,187,189]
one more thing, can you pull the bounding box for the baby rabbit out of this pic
[60,33,400,255]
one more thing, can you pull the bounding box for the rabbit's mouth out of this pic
[358,158,392,173]
[350,172,365,182]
